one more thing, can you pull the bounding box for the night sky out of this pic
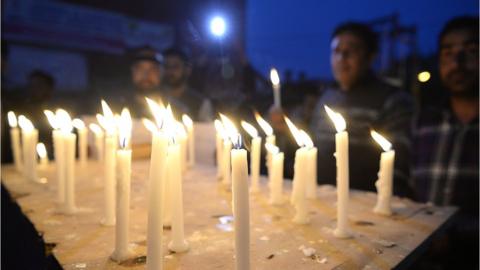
[246,0,479,79]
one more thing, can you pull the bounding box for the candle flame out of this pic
[36,143,47,158]
[18,115,34,132]
[98,101,117,135]
[219,114,238,142]
[284,116,304,147]
[146,97,165,128]
[118,108,132,148]
[175,122,187,138]
[270,68,280,88]
[371,130,392,152]
[241,121,258,138]
[324,105,346,132]
[7,111,17,128]
[101,100,114,120]
[214,119,228,140]
[265,142,279,154]
[142,118,158,133]
[233,133,242,149]
[56,109,73,133]
[182,114,193,129]
[72,118,85,130]
[299,130,314,148]
[44,110,60,129]
[254,112,273,136]
[89,123,103,135]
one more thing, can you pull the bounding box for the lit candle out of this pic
[56,109,77,214]
[98,100,117,226]
[220,114,237,188]
[299,130,318,199]
[111,108,133,262]
[18,115,38,183]
[45,110,65,202]
[270,68,281,108]
[182,114,195,167]
[176,122,188,173]
[265,143,284,205]
[36,142,49,167]
[214,119,225,180]
[285,117,309,224]
[325,106,350,238]
[254,112,275,174]
[371,130,395,216]
[72,118,88,165]
[241,121,262,193]
[7,111,22,171]
[231,134,250,270]
[143,115,169,270]
[89,123,104,161]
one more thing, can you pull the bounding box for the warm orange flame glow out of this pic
[18,115,34,132]
[284,116,304,147]
[219,114,238,141]
[241,121,258,138]
[56,109,73,133]
[89,123,103,135]
[324,105,346,132]
[270,68,280,88]
[44,110,59,129]
[118,108,132,148]
[254,112,273,136]
[146,97,165,128]
[214,119,228,139]
[182,114,193,129]
[299,130,314,148]
[371,130,392,152]
[142,118,158,133]
[36,143,47,158]
[7,111,17,128]
[72,118,86,130]
[265,143,279,154]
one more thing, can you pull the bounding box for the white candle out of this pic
[325,106,350,238]
[146,130,168,270]
[265,143,284,205]
[89,123,104,161]
[371,130,395,216]
[241,121,261,193]
[176,122,188,173]
[214,120,225,180]
[111,108,133,262]
[98,100,118,226]
[231,136,250,270]
[73,119,88,165]
[36,143,49,167]
[222,139,232,186]
[167,142,189,252]
[299,130,317,199]
[182,114,195,167]
[284,117,310,224]
[270,68,281,108]
[45,110,65,202]
[18,116,38,183]
[63,132,77,214]
[7,111,22,171]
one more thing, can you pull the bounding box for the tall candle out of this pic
[214,120,225,180]
[299,130,317,199]
[241,121,261,192]
[265,143,284,205]
[167,142,189,252]
[176,123,188,173]
[231,135,250,270]
[73,119,88,165]
[111,108,133,262]
[371,130,395,216]
[270,68,281,108]
[18,116,38,183]
[325,106,350,238]
[63,132,77,214]
[45,110,65,202]
[89,123,104,161]
[7,111,22,171]
[222,139,232,186]
[146,131,168,270]
[182,114,195,167]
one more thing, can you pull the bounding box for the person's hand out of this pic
[268,106,287,132]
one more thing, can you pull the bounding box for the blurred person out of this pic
[162,47,213,121]
[308,22,414,196]
[411,16,478,269]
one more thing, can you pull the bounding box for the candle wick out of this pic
[122,138,127,149]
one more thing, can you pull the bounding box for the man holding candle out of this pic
[412,16,478,269]
[309,22,414,198]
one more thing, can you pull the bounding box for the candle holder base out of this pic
[373,205,392,216]
[168,240,190,253]
[110,247,134,263]
[333,228,352,239]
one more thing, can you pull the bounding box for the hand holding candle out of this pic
[371,130,395,216]
[325,106,350,238]
[241,121,262,193]
[7,111,22,171]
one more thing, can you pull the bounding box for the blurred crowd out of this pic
[1,16,478,269]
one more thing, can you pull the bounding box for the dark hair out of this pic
[131,46,163,65]
[438,16,479,45]
[162,47,189,64]
[29,70,55,87]
[332,22,378,55]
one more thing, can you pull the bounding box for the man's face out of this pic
[439,29,479,96]
[131,60,161,92]
[331,32,373,90]
[164,56,189,87]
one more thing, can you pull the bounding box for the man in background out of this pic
[412,16,478,269]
